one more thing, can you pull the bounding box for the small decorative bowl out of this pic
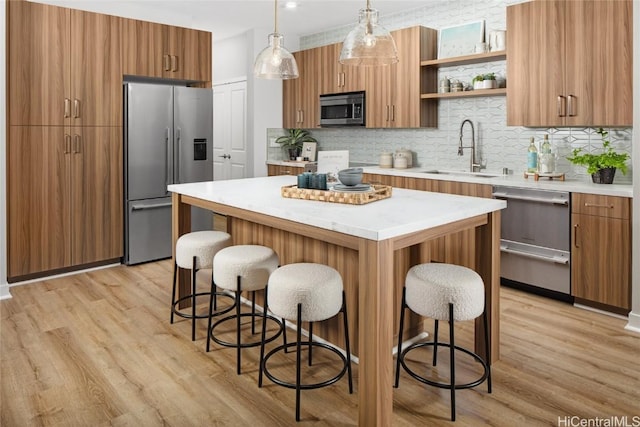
[338,168,363,186]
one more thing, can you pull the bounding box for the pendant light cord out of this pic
[274,0,278,34]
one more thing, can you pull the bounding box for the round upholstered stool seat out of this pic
[259,263,353,422]
[207,245,284,375]
[405,263,485,322]
[175,231,232,270]
[171,231,234,341]
[267,263,343,322]
[395,263,491,422]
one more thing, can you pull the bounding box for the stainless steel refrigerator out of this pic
[124,83,213,265]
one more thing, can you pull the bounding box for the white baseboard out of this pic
[625,311,640,334]
[0,283,12,300]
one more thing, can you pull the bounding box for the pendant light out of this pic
[339,0,398,66]
[254,0,299,79]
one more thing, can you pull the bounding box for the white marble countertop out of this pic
[266,161,633,197]
[168,176,506,241]
[361,166,634,198]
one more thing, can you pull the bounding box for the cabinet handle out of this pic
[391,105,396,122]
[73,99,80,118]
[557,95,566,117]
[567,94,576,117]
[300,110,304,124]
[171,55,178,72]
[64,134,71,153]
[573,224,580,248]
[163,54,171,71]
[584,203,614,209]
[73,135,81,154]
[64,98,70,118]
[385,105,390,122]
[341,72,345,87]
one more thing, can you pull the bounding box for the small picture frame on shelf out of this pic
[301,142,317,161]
[438,20,485,59]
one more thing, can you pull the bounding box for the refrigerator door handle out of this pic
[175,127,181,182]
[165,128,171,191]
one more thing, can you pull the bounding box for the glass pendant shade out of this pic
[340,7,398,66]
[254,33,299,79]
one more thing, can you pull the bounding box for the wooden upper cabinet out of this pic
[8,2,122,126]
[507,0,632,127]
[71,10,122,126]
[8,1,70,126]
[318,43,365,95]
[122,18,212,82]
[283,49,319,128]
[365,26,437,128]
[122,19,165,78]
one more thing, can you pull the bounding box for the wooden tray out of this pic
[524,171,566,181]
[281,184,392,205]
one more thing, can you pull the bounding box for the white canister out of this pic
[394,155,408,169]
[379,152,393,168]
[395,148,413,168]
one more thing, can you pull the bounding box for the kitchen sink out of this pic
[421,170,505,179]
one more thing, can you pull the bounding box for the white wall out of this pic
[213,33,249,84]
[628,1,640,332]
[1,1,8,299]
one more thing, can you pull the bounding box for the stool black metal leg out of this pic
[308,322,313,366]
[433,319,439,366]
[251,291,257,335]
[258,286,269,388]
[206,276,215,352]
[483,308,492,393]
[171,262,178,324]
[282,317,288,353]
[341,291,353,393]
[191,257,197,341]
[394,287,407,388]
[448,303,456,422]
[235,275,242,375]
[295,303,303,422]
[213,274,218,312]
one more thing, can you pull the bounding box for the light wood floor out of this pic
[2,260,639,426]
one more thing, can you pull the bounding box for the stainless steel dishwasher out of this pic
[492,186,571,300]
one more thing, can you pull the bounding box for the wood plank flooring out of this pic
[2,260,639,426]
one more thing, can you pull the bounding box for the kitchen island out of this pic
[169,175,506,426]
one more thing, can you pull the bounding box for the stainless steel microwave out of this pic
[319,91,365,127]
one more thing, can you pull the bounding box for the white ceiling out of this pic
[34,0,429,41]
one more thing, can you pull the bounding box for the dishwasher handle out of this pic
[492,192,569,206]
[500,243,569,265]
[131,202,172,211]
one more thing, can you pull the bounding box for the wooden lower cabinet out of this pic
[363,174,491,268]
[267,164,304,176]
[7,126,123,281]
[571,193,631,310]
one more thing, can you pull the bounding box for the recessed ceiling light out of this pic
[284,1,298,9]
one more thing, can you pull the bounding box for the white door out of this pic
[213,80,248,180]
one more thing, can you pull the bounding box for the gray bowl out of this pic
[338,171,363,186]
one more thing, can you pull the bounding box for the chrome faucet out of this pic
[458,119,481,172]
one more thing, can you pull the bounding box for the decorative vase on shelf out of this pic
[591,167,616,184]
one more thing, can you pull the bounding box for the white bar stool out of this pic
[171,231,234,341]
[394,263,492,422]
[259,263,353,422]
[207,245,284,375]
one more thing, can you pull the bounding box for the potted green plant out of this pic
[276,128,317,160]
[567,127,630,184]
[482,72,496,89]
[472,74,484,90]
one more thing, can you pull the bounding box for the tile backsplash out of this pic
[267,0,633,184]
